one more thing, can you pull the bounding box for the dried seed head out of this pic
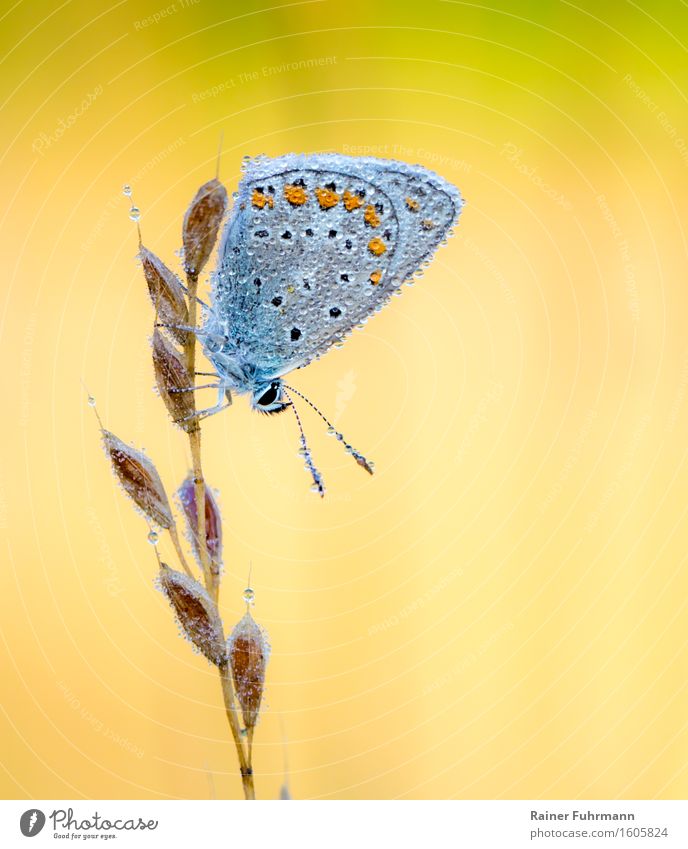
[227,611,270,730]
[177,474,223,574]
[151,329,195,431]
[158,564,226,666]
[102,430,173,528]
[182,178,227,276]
[139,246,189,345]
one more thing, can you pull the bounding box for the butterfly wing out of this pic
[208,153,463,382]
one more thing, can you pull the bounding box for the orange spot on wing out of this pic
[252,189,273,209]
[369,270,382,285]
[367,237,387,256]
[364,204,380,228]
[315,187,340,209]
[284,184,308,206]
[343,190,362,211]
[405,197,420,211]
[421,219,435,230]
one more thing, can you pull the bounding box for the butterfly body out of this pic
[200,153,463,491]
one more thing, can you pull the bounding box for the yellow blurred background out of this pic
[1,0,687,800]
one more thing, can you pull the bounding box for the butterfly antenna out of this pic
[282,383,375,475]
[282,388,325,497]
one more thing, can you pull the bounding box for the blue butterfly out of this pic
[199,153,464,495]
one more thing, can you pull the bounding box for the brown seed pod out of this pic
[227,611,270,730]
[139,246,189,345]
[182,178,227,276]
[151,329,195,431]
[177,474,222,575]
[102,430,173,528]
[158,564,226,666]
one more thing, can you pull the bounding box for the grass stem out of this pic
[183,266,251,798]
[219,662,255,800]
[183,270,214,598]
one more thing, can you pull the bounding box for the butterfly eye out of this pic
[256,382,280,407]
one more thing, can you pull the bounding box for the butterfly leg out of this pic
[177,385,232,421]
[177,285,212,311]
[155,321,203,335]
[178,402,230,422]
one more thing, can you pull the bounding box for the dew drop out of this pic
[243,587,255,605]
[122,184,132,197]
[147,530,159,545]
[87,395,96,407]
[326,426,336,437]
[129,206,141,222]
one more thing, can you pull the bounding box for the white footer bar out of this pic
[1,800,686,848]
